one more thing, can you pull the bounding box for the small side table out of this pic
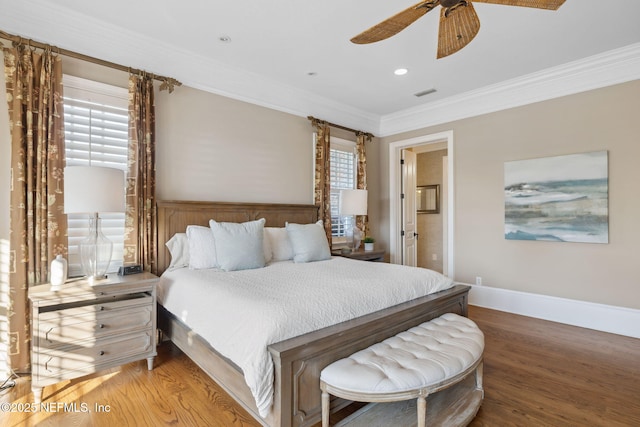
[332,248,386,262]
[29,272,158,403]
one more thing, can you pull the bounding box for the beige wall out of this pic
[154,86,313,204]
[380,80,640,309]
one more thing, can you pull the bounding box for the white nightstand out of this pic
[28,272,158,403]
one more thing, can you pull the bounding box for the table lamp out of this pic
[339,189,368,251]
[64,166,125,283]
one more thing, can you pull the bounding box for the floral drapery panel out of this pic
[123,74,156,272]
[313,122,332,245]
[3,45,66,372]
[356,132,370,237]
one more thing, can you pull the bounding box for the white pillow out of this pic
[285,220,331,263]
[263,229,273,263]
[265,227,294,262]
[186,225,218,269]
[166,233,189,270]
[209,218,266,271]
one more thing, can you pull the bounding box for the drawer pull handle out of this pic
[98,324,105,329]
[99,351,105,356]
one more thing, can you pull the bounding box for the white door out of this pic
[402,149,417,267]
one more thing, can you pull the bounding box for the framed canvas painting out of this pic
[504,151,608,244]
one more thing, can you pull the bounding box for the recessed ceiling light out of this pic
[219,35,232,43]
[394,68,408,76]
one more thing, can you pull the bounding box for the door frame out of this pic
[388,131,455,277]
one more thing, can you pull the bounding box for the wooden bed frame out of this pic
[154,200,470,427]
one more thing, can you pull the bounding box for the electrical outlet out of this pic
[475,276,482,286]
[432,254,438,261]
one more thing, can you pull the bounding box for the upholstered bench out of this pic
[320,313,484,427]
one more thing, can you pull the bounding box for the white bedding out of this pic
[157,257,454,418]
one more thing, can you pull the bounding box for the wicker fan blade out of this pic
[437,2,480,59]
[472,0,565,10]
[351,1,440,44]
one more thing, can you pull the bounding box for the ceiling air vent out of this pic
[414,88,437,97]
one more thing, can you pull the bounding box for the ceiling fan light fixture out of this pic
[350,0,566,58]
[394,68,409,76]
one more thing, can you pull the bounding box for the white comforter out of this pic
[157,257,453,418]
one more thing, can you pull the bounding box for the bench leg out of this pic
[417,395,427,427]
[322,390,330,427]
[475,361,484,397]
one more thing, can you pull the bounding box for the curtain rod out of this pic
[0,29,182,93]
[307,116,374,139]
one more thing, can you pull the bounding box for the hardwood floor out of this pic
[1,306,638,426]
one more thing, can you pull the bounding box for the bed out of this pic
[154,200,470,427]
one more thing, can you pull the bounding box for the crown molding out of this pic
[2,1,638,138]
[378,43,640,137]
[0,0,381,134]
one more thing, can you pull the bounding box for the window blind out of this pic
[63,76,128,276]
[329,139,357,237]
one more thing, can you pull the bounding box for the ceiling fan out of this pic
[351,0,566,59]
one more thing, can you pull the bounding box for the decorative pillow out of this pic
[285,220,331,263]
[166,233,190,270]
[209,218,266,271]
[264,227,294,262]
[263,229,273,263]
[186,225,218,269]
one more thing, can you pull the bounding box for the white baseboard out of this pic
[467,284,640,339]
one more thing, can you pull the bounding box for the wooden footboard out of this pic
[158,284,469,427]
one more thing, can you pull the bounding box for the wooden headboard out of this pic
[155,200,319,275]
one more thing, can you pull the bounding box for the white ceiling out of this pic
[2,0,640,135]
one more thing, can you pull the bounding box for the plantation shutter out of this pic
[329,138,357,237]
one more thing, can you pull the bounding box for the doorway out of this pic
[389,131,454,277]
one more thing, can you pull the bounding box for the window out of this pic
[329,138,357,239]
[63,75,128,276]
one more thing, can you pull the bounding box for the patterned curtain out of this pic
[313,122,332,245]
[356,132,370,237]
[3,45,66,372]
[123,74,156,272]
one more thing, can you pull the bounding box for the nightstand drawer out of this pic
[37,303,153,349]
[35,331,154,380]
[39,293,151,318]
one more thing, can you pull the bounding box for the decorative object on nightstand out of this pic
[28,272,158,404]
[64,166,125,283]
[339,189,368,251]
[49,255,68,290]
[363,236,375,251]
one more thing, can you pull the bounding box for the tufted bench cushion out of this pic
[320,313,484,427]
[321,313,484,394]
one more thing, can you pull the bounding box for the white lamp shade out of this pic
[64,166,125,213]
[339,189,368,216]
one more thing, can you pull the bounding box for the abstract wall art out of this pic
[504,151,608,244]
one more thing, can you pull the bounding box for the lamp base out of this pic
[80,214,114,281]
